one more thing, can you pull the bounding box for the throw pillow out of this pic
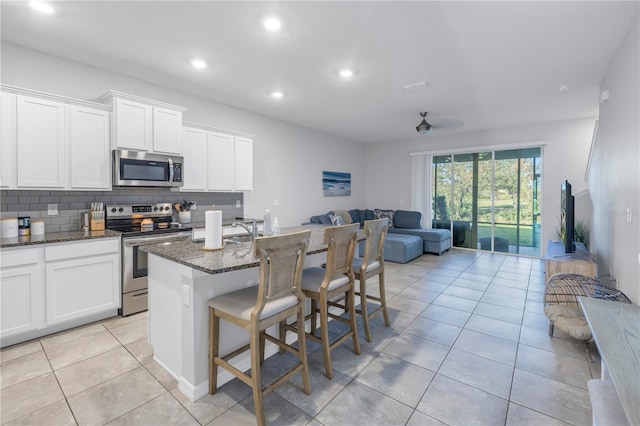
[330,214,345,226]
[373,209,395,228]
[348,209,361,225]
[364,209,375,221]
[333,209,353,224]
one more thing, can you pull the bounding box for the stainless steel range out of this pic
[106,203,192,316]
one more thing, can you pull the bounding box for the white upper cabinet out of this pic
[180,126,254,192]
[17,95,66,188]
[113,98,152,151]
[68,106,111,189]
[153,106,183,154]
[181,126,208,191]
[1,92,16,188]
[234,136,253,191]
[1,86,112,191]
[208,131,235,191]
[100,91,185,155]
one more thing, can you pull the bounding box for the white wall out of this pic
[1,43,366,226]
[365,117,598,257]
[587,16,639,304]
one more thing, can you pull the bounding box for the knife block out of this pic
[89,212,105,231]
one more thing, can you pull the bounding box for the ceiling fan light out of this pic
[416,112,432,134]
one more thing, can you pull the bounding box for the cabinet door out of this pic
[1,92,16,188]
[153,106,183,155]
[181,126,208,191]
[234,136,253,191]
[69,106,111,189]
[114,98,152,151]
[0,249,45,338]
[16,96,66,188]
[46,251,120,325]
[207,131,234,191]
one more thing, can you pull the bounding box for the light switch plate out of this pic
[273,198,280,206]
[182,285,190,306]
[236,200,241,208]
[47,204,58,216]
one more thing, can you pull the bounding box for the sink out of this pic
[224,235,254,245]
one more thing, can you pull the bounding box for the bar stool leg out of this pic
[250,326,266,426]
[379,272,390,327]
[348,288,361,355]
[209,308,220,395]
[319,293,333,379]
[297,308,312,394]
[359,275,372,342]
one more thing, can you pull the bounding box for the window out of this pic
[430,147,542,255]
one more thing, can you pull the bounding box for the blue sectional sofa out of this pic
[307,208,452,257]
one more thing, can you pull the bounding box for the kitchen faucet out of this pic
[231,219,259,240]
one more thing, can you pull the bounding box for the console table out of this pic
[545,240,595,283]
[579,296,639,426]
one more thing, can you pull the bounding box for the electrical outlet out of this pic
[236,200,241,208]
[190,201,196,210]
[182,285,190,306]
[47,204,58,216]
[273,198,280,206]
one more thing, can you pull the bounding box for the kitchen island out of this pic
[141,225,330,401]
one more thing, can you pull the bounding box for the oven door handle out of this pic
[123,232,192,246]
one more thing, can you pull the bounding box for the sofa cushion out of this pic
[310,212,333,225]
[348,209,363,226]
[374,209,395,228]
[394,210,422,229]
[389,228,450,242]
[365,209,375,221]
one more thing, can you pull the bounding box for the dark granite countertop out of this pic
[141,225,332,275]
[0,229,121,249]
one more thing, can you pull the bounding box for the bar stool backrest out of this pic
[361,218,389,266]
[253,230,311,315]
[323,223,360,279]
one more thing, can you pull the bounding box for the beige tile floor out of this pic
[0,249,599,425]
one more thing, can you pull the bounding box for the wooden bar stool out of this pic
[353,218,390,342]
[208,230,312,426]
[294,223,361,379]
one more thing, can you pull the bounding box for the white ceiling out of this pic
[1,1,638,144]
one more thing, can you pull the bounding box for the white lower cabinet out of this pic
[0,247,46,338]
[45,239,120,325]
[0,238,120,346]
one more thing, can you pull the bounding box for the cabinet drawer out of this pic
[46,238,119,261]
[1,247,43,268]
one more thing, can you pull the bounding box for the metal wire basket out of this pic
[545,273,632,310]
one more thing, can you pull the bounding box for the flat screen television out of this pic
[561,180,575,253]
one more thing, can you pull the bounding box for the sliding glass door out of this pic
[431,147,542,255]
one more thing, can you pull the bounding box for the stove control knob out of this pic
[153,206,158,211]
[164,206,170,211]
[111,207,117,213]
[118,207,124,212]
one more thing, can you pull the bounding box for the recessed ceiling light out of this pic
[339,69,353,78]
[191,59,207,69]
[270,91,283,99]
[263,17,281,31]
[30,1,54,14]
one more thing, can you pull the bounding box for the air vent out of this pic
[401,81,429,92]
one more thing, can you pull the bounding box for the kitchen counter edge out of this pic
[0,229,121,249]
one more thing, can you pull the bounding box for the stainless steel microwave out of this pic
[113,150,184,187]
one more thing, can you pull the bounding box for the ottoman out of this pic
[359,233,422,264]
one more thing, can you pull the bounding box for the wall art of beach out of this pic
[322,171,351,196]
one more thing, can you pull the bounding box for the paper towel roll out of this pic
[1,218,18,238]
[204,210,223,250]
[31,220,45,236]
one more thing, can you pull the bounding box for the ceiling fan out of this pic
[415,112,464,135]
[416,112,432,134]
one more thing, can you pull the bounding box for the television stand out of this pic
[544,240,596,283]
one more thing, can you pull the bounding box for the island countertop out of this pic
[140,225,331,275]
